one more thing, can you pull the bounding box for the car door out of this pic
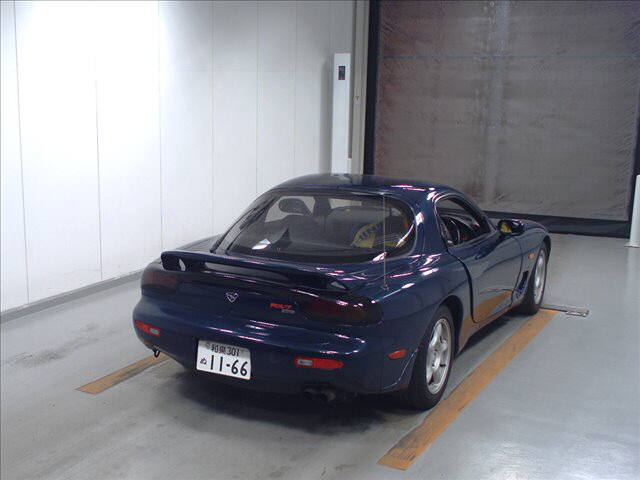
[435,195,522,324]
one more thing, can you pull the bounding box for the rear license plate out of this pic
[196,340,251,380]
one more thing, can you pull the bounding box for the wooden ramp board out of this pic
[378,309,557,471]
[76,353,168,394]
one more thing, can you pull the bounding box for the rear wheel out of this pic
[404,306,454,409]
[515,244,548,315]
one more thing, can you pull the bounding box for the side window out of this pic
[436,197,490,246]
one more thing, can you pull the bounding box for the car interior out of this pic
[436,198,491,246]
[220,194,415,261]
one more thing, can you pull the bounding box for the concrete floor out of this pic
[1,234,638,480]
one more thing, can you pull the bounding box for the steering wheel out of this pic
[442,217,461,245]
[451,217,473,243]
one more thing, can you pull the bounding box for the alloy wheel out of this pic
[426,318,452,394]
[533,249,547,305]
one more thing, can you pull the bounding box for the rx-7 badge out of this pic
[270,303,295,314]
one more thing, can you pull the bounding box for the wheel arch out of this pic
[543,235,551,256]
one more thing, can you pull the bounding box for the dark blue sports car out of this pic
[133,174,549,408]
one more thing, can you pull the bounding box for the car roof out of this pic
[272,174,460,204]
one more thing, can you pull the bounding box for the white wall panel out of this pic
[295,1,332,176]
[160,72,213,249]
[296,1,331,69]
[213,1,257,71]
[1,1,29,310]
[213,70,257,233]
[330,0,355,54]
[15,1,102,302]
[258,1,296,72]
[0,0,17,111]
[294,66,331,176]
[160,1,214,72]
[95,73,161,277]
[256,1,296,194]
[95,2,161,278]
[257,72,295,194]
[160,1,213,249]
[213,1,258,233]
[14,1,96,72]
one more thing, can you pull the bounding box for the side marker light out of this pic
[388,349,407,360]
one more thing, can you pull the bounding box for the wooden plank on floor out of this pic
[378,309,557,471]
[76,353,168,394]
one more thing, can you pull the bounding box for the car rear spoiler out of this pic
[160,250,362,291]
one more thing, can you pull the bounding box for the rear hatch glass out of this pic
[211,191,415,264]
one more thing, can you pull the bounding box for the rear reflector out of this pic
[388,349,407,360]
[135,320,161,337]
[294,357,343,370]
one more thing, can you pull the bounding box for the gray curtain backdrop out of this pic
[373,1,640,221]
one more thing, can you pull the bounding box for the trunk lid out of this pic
[145,250,394,327]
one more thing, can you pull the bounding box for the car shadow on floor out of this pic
[166,367,409,435]
[155,313,523,435]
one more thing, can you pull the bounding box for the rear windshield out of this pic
[212,191,416,263]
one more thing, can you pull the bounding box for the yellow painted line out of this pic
[378,309,557,471]
[76,353,168,394]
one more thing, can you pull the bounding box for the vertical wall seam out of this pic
[211,1,215,234]
[330,1,334,56]
[13,0,30,303]
[327,1,335,174]
[255,1,259,196]
[157,0,164,251]
[94,68,103,280]
[628,85,640,222]
[92,1,103,281]
[292,2,298,177]
[348,0,356,165]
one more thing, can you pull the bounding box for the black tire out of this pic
[404,305,455,410]
[515,243,548,315]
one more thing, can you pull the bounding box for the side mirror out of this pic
[278,198,311,216]
[497,219,524,236]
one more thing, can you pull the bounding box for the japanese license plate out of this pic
[196,340,251,380]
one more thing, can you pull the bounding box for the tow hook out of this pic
[153,349,161,358]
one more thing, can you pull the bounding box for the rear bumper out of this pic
[133,297,411,395]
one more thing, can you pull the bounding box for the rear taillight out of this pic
[301,297,380,325]
[141,267,178,292]
[134,320,161,337]
[294,357,343,370]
